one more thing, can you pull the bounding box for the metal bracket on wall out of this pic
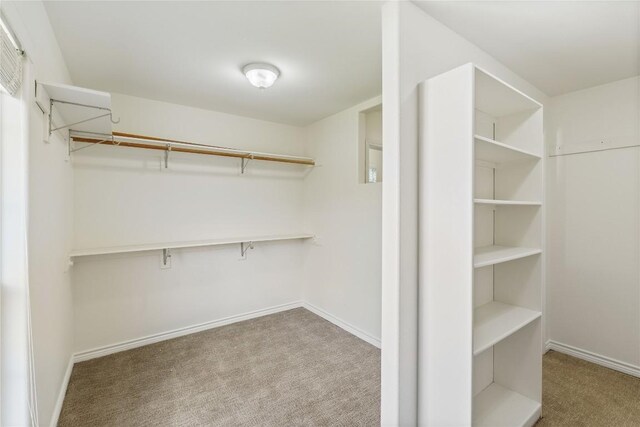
[241,155,254,174]
[162,248,172,266]
[48,98,120,137]
[69,130,115,154]
[164,144,171,168]
[240,241,254,258]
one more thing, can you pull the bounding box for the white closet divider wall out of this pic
[419,63,543,427]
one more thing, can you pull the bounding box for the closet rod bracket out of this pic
[70,133,115,153]
[241,155,254,174]
[240,241,254,258]
[162,248,172,266]
[165,144,171,168]
[48,98,120,137]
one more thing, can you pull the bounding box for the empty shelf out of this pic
[474,199,541,206]
[475,66,542,117]
[474,301,541,355]
[474,245,541,268]
[70,233,314,258]
[474,383,541,427]
[475,135,540,164]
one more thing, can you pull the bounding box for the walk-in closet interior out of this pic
[1,1,639,426]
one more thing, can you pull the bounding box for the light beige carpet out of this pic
[60,311,640,427]
[58,308,380,426]
[539,350,640,426]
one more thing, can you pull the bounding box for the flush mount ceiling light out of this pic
[243,63,280,89]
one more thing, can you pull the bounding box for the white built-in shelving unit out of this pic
[418,64,543,427]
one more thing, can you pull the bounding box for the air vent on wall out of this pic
[0,12,23,97]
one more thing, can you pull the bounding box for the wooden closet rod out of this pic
[70,131,316,166]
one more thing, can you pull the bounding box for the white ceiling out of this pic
[44,1,382,126]
[44,1,639,125]
[415,1,640,97]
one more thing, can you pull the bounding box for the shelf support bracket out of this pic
[240,241,254,258]
[48,98,53,137]
[48,98,120,137]
[70,133,115,153]
[241,155,253,174]
[165,144,171,168]
[162,248,172,266]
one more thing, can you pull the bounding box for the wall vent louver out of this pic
[0,15,23,97]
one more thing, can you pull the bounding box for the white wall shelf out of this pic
[36,81,115,138]
[474,245,541,268]
[70,234,314,260]
[475,135,540,164]
[473,383,541,427]
[475,66,541,117]
[474,301,541,355]
[474,199,541,207]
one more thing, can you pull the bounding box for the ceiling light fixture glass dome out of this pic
[243,63,280,89]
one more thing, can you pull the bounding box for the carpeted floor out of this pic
[58,308,380,426]
[60,310,640,427]
[539,350,640,426]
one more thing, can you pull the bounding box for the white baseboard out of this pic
[303,302,381,348]
[50,356,73,427]
[73,301,303,362]
[547,340,640,378]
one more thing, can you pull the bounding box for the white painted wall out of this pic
[302,96,382,345]
[380,2,548,424]
[3,1,75,425]
[72,94,309,353]
[74,93,307,248]
[1,64,31,427]
[546,76,640,370]
[366,109,383,145]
